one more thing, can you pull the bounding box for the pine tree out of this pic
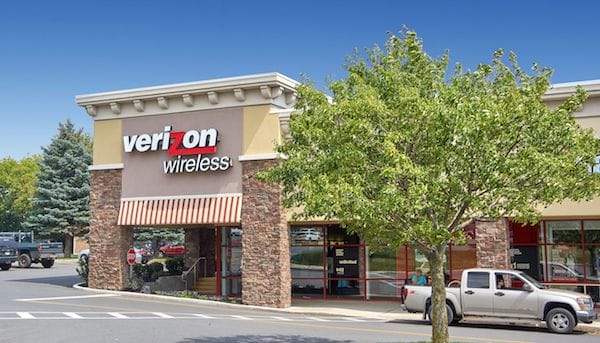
[25,120,92,255]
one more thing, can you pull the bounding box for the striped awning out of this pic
[117,194,242,226]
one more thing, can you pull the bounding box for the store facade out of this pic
[77,74,600,308]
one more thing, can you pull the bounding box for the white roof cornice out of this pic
[544,79,600,101]
[76,72,299,120]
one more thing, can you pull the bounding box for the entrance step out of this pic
[191,276,217,294]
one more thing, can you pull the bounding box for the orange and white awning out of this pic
[118,194,242,226]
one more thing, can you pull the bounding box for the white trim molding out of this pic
[88,163,124,171]
[238,153,286,161]
[120,193,243,202]
[76,73,299,121]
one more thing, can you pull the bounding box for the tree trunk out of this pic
[426,247,449,343]
[64,233,74,256]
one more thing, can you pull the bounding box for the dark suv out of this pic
[0,237,18,270]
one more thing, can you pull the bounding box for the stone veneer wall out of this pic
[241,159,291,308]
[475,218,510,269]
[184,229,200,270]
[88,169,133,290]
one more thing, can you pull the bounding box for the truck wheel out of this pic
[546,308,575,334]
[0,263,10,271]
[428,303,455,325]
[41,259,55,268]
[18,254,32,268]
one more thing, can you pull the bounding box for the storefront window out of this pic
[291,246,324,279]
[543,245,584,282]
[292,279,325,298]
[587,286,600,307]
[584,221,600,244]
[584,247,600,283]
[545,221,581,244]
[366,247,399,300]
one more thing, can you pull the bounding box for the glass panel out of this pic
[291,246,324,279]
[366,247,397,278]
[584,246,600,282]
[221,278,241,297]
[327,279,364,299]
[584,221,600,244]
[544,245,584,282]
[290,226,323,245]
[467,271,489,289]
[407,248,450,285]
[367,279,404,299]
[586,286,600,307]
[545,221,581,244]
[494,272,527,291]
[292,279,324,298]
[510,246,540,281]
[221,227,242,246]
[326,226,359,245]
[220,228,242,277]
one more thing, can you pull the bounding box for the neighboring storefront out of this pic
[77,74,600,308]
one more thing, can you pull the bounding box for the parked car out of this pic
[0,231,63,268]
[0,237,18,270]
[403,268,596,334]
[158,245,185,257]
[78,248,148,264]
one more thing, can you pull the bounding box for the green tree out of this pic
[261,31,600,342]
[0,156,40,230]
[25,120,92,256]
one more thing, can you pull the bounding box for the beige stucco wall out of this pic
[541,198,600,219]
[243,105,281,155]
[93,120,122,164]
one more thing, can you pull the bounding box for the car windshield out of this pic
[518,272,544,289]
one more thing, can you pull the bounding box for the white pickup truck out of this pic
[403,268,596,334]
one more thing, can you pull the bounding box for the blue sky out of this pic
[1,0,599,159]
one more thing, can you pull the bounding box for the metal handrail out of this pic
[182,257,206,290]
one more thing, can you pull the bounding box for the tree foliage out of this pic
[0,156,40,230]
[25,120,92,255]
[261,31,600,342]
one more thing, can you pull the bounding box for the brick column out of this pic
[241,159,291,308]
[475,218,510,269]
[184,229,200,270]
[88,169,133,290]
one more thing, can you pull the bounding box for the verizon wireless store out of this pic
[77,74,600,308]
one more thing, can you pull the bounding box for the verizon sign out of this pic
[123,126,232,174]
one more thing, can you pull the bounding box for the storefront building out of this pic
[76,74,600,308]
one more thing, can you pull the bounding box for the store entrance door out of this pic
[327,246,360,296]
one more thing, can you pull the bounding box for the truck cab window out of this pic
[466,271,489,288]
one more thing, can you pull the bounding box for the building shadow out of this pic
[177,335,353,343]
[9,275,81,288]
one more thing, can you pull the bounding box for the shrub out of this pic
[124,277,143,291]
[165,256,184,275]
[76,256,88,285]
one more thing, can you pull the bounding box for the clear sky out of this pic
[1,0,599,159]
